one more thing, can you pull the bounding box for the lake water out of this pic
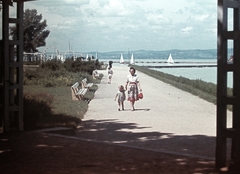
[102,58,233,88]
[151,66,217,83]
[136,59,233,88]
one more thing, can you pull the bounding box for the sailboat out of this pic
[95,52,98,60]
[130,53,135,64]
[86,53,89,61]
[120,53,124,64]
[167,53,174,64]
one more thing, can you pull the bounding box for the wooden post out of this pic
[2,0,11,132]
[0,40,3,133]
[216,0,240,170]
[2,0,25,132]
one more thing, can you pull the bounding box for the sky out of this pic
[22,0,218,53]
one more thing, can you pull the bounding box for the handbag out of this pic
[138,92,143,99]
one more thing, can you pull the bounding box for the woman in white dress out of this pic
[125,67,142,111]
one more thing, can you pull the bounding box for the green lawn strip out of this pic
[24,85,88,130]
[22,60,106,130]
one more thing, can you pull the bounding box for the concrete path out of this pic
[76,64,232,160]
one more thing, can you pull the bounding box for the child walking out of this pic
[108,67,113,84]
[114,85,126,111]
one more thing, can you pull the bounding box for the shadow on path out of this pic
[75,119,230,160]
[0,131,223,174]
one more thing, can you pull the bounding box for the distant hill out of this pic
[86,49,218,60]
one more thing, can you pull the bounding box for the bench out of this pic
[81,78,93,89]
[71,82,87,100]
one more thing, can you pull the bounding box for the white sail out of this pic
[86,53,89,60]
[120,53,124,64]
[61,55,64,61]
[130,53,135,64]
[167,53,174,64]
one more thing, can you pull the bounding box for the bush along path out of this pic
[23,59,105,131]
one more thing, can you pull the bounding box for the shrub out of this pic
[41,59,64,71]
[24,67,88,87]
[89,84,98,92]
[24,58,103,87]
[84,91,94,103]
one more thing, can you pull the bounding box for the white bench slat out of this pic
[76,88,87,96]
[81,78,93,89]
[71,82,87,100]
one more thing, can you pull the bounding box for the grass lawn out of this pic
[22,60,105,130]
[23,85,89,130]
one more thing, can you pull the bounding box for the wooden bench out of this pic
[81,78,93,89]
[71,82,87,100]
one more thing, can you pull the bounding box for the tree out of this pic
[10,9,50,53]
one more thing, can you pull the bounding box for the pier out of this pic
[104,60,217,68]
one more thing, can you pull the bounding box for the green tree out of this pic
[10,9,50,53]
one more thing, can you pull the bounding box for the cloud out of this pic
[96,0,130,17]
[146,13,171,26]
[24,0,218,52]
[194,14,209,21]
[181,27,193,34]
[64,0,83,4]
[32,0,89,6]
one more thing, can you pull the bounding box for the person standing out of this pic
[125,67,142,111]
[108,67,113,84]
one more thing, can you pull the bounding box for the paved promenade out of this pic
[77,64,231,160]
[1,64,233,173]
